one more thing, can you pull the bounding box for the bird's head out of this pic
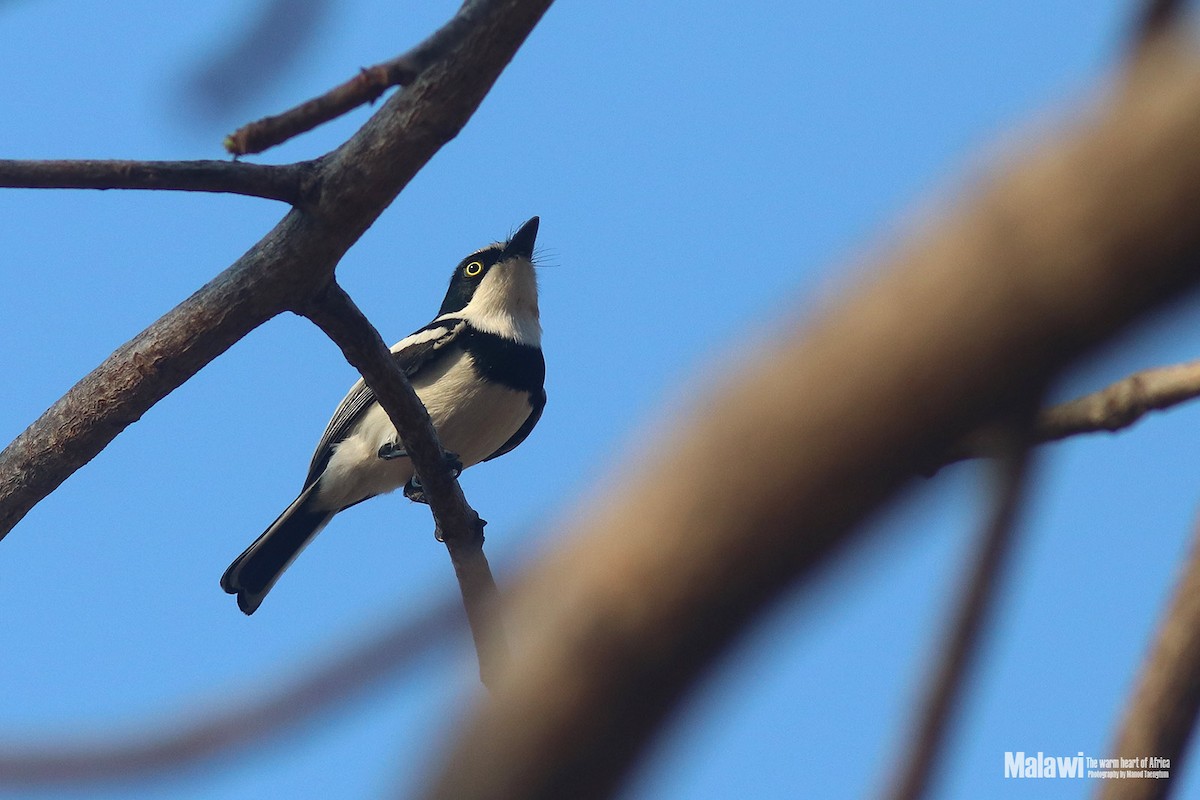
[438,217,541,345]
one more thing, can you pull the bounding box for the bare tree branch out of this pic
[224,0,492,156]
[940,358,1200,467]
[0,159,314,203]
[1097,514,1200,800]
[886,426,1035,800]
[1131,0,1190,52]
[419,39,1200,800]
[0,0,555,542]
[1037,359,1200,441]
[0,598,463,787]
[184,0,333,119]
[301,282,506,686]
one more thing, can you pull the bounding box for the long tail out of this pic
[221,484,334,615]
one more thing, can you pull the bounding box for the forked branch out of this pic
[224,0,491,155]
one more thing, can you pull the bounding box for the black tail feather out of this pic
[221,486,332,615]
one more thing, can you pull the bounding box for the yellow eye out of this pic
[464,261,483,277]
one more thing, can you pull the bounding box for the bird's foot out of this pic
[402,451,462,504]
[377,441,408,461]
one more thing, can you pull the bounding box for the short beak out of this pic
[503,216,539,260]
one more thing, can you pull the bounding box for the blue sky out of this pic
[3,1,1199,798]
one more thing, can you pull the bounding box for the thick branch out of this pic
[301,282,505,686]
[1097,515,1200,800]
[0,598,461,786]
[0,159,313,203]
[0,0,553,541]
[0,209,314,540]
[421,40,1200,800]
[224,0,489,156]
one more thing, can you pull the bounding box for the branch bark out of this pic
[301,282,506,686]
[224,0,491,156]
[418,39,1200,800]
[0,159,314,203]
[1097,513,1200,800]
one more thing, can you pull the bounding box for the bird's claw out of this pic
[402,451,462,504]
[377,441,408,461]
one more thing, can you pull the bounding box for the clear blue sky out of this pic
[3,1,1198,798]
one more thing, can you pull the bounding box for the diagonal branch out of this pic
[224,0,492,156]
[0,159,315,204]
[301,281,506,687]
[0,598,462,787]
[886,426,1036,800]
[1097,513,1200,800]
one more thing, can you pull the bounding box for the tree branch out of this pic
[0,0,554,542]
[887,427,1035,800]
[1097,514,1200,800]
[0,598,462,786]
[1037,359,1200,441]
[0,159,314,203]
[938,358,1200,467]
[224,0,491,156]
[419,38,1200,800]
[301,282,506,687]
[1131,0,1190,53]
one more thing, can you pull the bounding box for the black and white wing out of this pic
[302,318,464,487]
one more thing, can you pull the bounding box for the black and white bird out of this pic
[222,217,546,614]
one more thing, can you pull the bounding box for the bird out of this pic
[221,217,546,614]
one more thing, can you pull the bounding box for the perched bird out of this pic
[222,217,546,614]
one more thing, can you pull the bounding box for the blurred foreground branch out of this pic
[224,0,490,155]
[0,599,461,786]
[420,38,1200,800]
[1098,512,1200,800]
[887,427,1036,800]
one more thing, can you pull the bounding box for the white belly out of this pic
[313,351,531,510]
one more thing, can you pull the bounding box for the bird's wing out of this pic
[483,385,547,463]
[303,318,465,487]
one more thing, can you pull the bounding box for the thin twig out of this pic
[939,359,1200,468]
[0,159,313,204]
[301,281,506,687]
[1096,513,1200,800]
[0,598,462,786]
[886,424,1035,800]
[224,0,488,156]
[1037,360,1200,441]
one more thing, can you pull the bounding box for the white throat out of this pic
[448,256,541,345]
